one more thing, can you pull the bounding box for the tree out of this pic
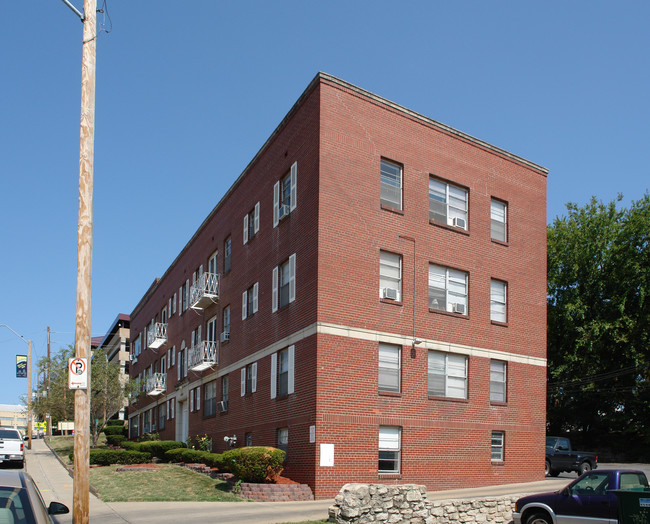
[33,345,135,447]
[547,194,649,456]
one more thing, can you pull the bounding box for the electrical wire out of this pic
[97,0,112,35]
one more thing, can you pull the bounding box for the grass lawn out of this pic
[89,464,243,502]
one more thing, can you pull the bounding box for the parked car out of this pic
[0,470,69,523]
[545,436,598,476]
[0,429,24,468]
[513,469,649,524]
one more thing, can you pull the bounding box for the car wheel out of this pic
[579,462,591,475]
[526,511,552,524]
[544,460,551,476]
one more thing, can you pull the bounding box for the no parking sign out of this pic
[68,357,88,389]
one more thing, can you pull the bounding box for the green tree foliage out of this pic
[32,345,136,447]
[547,194,649,455]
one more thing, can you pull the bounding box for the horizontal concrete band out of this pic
[130,322,545,417]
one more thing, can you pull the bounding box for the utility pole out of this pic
[72,0,96,522]
[47,326,52,437]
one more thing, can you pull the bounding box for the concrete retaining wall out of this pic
[328,483,518,523]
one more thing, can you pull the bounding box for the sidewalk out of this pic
[25,439,569,523]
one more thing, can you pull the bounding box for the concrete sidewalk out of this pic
[25,439,569,523]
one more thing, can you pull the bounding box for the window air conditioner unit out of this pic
[452,303,466,315]
[220,331,230,342]
[278,204,290,220]
[452,217,466,229]
[382,288,398,301]
[217,400,228,413]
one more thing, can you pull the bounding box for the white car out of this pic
[0,470,69,523]
[0,429,24,468]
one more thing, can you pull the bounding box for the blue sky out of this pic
[1,1,648,405]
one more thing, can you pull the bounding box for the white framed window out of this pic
[428,351,468,399]
[243,202,260,244]
[160,355,166,375]
[159,403,166,430]
[172,293,177,314]
[428,264,468,314]
[271,345,295,399]
[490,279,507,323]
[380,158,402,210]
[241,362,257,395]
[272,254,296,312]
[491,198,507,242]
[273,162,297,227]
[378,343,400,393]
[204,380,217,416]
[222,375,229,403]
[429,177,468,229]
[490,360,507,403]
[491,431,505,461]
[277,427,289,455]
[378,426,401,473]
[380,251,402,301]
[222,306,231,340]
[190,388,195,412]
[242,282,259,320]
[208,250,219,275]
[133,335,141,358]
[224,236,232,273]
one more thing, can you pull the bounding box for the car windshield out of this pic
[0,430,21,440]
[0,486,37,523]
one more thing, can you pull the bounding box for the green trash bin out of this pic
[615,489,650,523]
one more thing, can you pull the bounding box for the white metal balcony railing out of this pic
[189,341,218,372]
[190,272,220,310]
[146,373,166,396]
[147,322,168,349]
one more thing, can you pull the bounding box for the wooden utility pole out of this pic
[27,340,32,450]
[47,326,51,437]
[73,0,96,522]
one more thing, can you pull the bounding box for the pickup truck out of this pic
[0,428,24,467]
[513,469,650,524]
[546,436,598,476]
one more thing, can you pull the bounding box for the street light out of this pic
[0,324,32,450]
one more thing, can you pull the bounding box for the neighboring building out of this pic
[0,404,27,433]
[95,314,131,420]
[128,73,548,499]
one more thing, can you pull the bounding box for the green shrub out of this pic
[164,448,211,464]
[71,449,151,466]
[103,425,126,436]
[137,432,159,442]
[136,441,187,460]
[105,435,126,447]
[223,447,285,483]
[121,440,137,451]
[104,419,125,427]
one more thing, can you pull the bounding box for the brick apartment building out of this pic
[128,72,548,499]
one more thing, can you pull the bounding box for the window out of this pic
[204,381,217,416]
[378,343,401,393]
[177,345,187,380]
[429,177,468,229]
[428,264,468,314]
[161,306,168,324]
[133,335,141,359]
[271,346,295,399]
[428,351,468,399]
[129,416,139,439]
[208,250,219,275]
[241,362,257,395]
[222,375,229,404]
[272,254,296,312]
[245,433,253,447]
[159,402,166,430]
[380,159,402,210]
[490,360,507,403]
[277,427,289,455]
[160,355,166,375]
[490,279,507,323]
[491,431,504,461]
[378,426,401,473]
[222,306,230,340]
[168,398,175,419]
[273,162,297,226]
[379,251,402,301]
[206,316,218,345]
[243,202,260,244]
[491,199,507,242]
[143,410,151,434]
[172,292,177,314]
[242,283,259,320]
[180,280,189,312]
[224,236,232,273]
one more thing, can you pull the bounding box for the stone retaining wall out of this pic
[328,483,518,523]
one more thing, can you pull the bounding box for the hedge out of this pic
[222,447,285,483]
[134,441,187,460]
[104,419,126,427]
[70,449,152,466]
[103,425,126,436]
[105,435,126,447]
[164,448,209,464]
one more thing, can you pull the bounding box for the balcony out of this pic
[190,272,220,310]
[146,373,166,396]
[188,341,218,372]
[147,323,168,349]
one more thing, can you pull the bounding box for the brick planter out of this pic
[238,483,314,502]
